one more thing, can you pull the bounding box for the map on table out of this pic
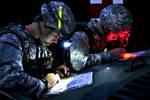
[46,71,93,95]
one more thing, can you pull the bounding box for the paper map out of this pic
[46,71,93,95]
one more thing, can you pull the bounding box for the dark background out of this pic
[0,0,91,26]
[0,0,149,52]
[124,0,150,51]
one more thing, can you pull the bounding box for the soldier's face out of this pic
[39,22,62,46]
[105,28,132,49]
[41,32,60,46]
[93,27,132,52]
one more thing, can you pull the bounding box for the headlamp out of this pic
[63,41,72,48]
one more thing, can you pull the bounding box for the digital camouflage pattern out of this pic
[70,32,112,71]
[69,4,133,71]
[41,1,75,37]
[99,4,133,31]
[0,24,53,98]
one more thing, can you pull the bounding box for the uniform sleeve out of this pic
[70,49,112,71]
[70,32,112,71]
[0,34,46,98]
[85,51,112,67]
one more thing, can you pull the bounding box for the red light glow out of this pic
[121,53,137,59]
[106,28,131,48]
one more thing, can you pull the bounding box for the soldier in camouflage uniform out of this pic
[69,4,133,71]
[0,1,75,99]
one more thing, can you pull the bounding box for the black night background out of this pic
[0,0,149,52]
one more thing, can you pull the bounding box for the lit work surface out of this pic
[41,50,150,100]
[46,72,93,95]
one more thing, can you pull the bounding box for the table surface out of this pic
[42,50,150,100]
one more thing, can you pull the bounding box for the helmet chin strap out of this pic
[37,21,43,37]
[36,21,45,44]
[37,21,51,46]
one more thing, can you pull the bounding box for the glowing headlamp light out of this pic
[63,41,72,48]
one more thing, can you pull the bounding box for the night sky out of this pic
[0,0,149,51]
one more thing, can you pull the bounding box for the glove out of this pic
[44,73,60,88]
[110,48,126,60]
[55,65,70,78]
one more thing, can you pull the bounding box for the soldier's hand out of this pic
[110,48,126,60]
[44,73,60,88]
[55,65,70,78]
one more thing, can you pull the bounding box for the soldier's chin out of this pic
[42,42,51,46]
[50,41,58,44]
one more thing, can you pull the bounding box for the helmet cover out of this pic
[99,4,133,32]
[41,1,75,37]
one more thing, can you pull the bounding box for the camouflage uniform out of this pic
[99,4,133,31]
[69,4,133,71]
[0,24,53,98]
[70,31,112,71]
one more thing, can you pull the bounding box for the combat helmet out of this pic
[41,1,75,37]
[99,4,133,33]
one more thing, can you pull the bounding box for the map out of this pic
[46,71,93,95]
